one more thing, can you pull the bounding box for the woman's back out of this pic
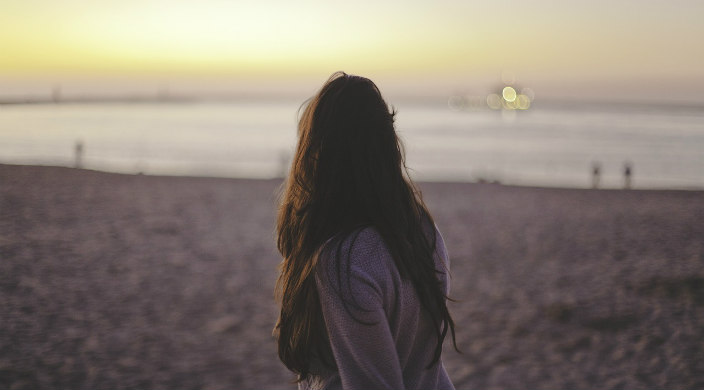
[304,227,454,390]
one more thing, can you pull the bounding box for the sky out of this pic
[2,0,703,103]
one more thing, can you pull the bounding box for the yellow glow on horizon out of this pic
[0,1,623,76]
[2,0,704,101]
[3,1,494,76]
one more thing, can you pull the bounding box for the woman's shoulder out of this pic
[323,224,382,247]
[320,224,446,265]
[316,227,397,287]
[319,227,390,266]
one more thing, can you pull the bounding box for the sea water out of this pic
[0,100,702,189]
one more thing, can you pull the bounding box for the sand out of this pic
[1,164,703,389]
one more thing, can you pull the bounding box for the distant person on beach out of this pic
[624,161,633,189]
[74,140,83,169]
[274,72,457,390]
[592,161,601,189]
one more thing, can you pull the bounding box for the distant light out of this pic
[516,94,531,109]
[502,86,517,102]
[486,94,502,110]
[520,87,535,101]
[502,99,516,110]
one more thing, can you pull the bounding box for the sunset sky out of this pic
[2,0,703,103]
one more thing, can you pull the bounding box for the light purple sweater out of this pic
[301,227,455,390]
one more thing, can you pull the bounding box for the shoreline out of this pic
[2,163,702,192]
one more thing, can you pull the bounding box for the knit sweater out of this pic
[301,226,455,390]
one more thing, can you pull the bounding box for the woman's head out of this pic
[289,72,405,231]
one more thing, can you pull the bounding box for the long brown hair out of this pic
[274,72,457,381]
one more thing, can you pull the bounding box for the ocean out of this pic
[1,99,702,189]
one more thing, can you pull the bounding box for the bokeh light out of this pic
[486,93,502,110]
[516,94,531,109]
[520,87,535,101]
[502,86,517,102]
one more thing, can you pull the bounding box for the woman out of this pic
[274,72,457,389]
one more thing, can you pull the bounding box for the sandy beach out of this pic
[1,163,703,389]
